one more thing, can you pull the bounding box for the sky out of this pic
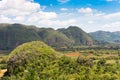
[0,0,120,32]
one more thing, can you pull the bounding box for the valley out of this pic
[0,23,120,80]
[0,0,120,79]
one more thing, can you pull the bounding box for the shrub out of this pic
[97,59,106,66]
[77,56,94,67]
[6,41,57,76]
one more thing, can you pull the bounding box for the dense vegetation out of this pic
[0,23,40,50]
[58,26,93,46]
[38,28,73,48]
[0,23,120,80]
[1,41,120,80]
[90,31,120,43]
[0,23,94,51]
[6,41,57,76]
[0,23,120,51]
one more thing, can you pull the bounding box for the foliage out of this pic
[38,28,73,48]
[58,26,93,46]
[77,56,94,67]
[1,41,120,80]
[90,31,120,43]
[0,23,40,50]
[0,23,95,50]
[6,41,57,76]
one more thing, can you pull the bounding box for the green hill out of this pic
[0,23,95,51]
[0,23,40,50]
[6,41,57,76]
[89,31,120,43]
[38,28,73,48]
[0,23,74,50]
[58,26,93,46]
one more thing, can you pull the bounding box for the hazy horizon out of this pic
[0,0,120,32]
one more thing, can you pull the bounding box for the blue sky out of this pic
[35,0,120,13]
[0,0,120,32]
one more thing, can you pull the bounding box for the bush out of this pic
[6,41,57,76]
[97,59,106,66]
[77,56,94,67]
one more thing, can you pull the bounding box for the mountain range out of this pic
[89,31,120,43]
[0,23,119,50]
[0,23,93,50]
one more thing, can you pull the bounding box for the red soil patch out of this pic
[65,52,80,57]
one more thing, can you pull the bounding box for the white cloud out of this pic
[78,7,105,17]
[78,7,93,15]
[0,0,41,18]
[0,0,78,29]
[95,13,105,17]
[0,0,58,26]
[101,21,120,31]
[0,0,119,32]
[60,8,68,11]
[57,0,70,3]
[104,12,120,19]
[28,11,57,22]
[38,19,76,28]
[0,0,41,13]
[0,15,11,23]
[88,21,94,24]
[103,22,120,27]
[14,16,25,21]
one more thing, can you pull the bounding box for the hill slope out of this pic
[0,23,73,50]
[0,23,40,50]
[38,28,73,48]
[0,23,95,50]
[7,41,57,75]
[89,31,120,43]
[58,26,93,46]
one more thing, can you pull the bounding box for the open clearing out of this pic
[65,52,80,57]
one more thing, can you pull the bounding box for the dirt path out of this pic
[0,69,7,78]
[65,52,80,57]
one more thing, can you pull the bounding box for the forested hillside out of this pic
[0,23,94,50]
[90,31,120,43]
[58,26,93,46]
[0,23,40,50]
[38,28,73,48]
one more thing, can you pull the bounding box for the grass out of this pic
[63,49,120,64]
[106,60,116,64]
[0,48,120,79]
[0,51,8,70]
